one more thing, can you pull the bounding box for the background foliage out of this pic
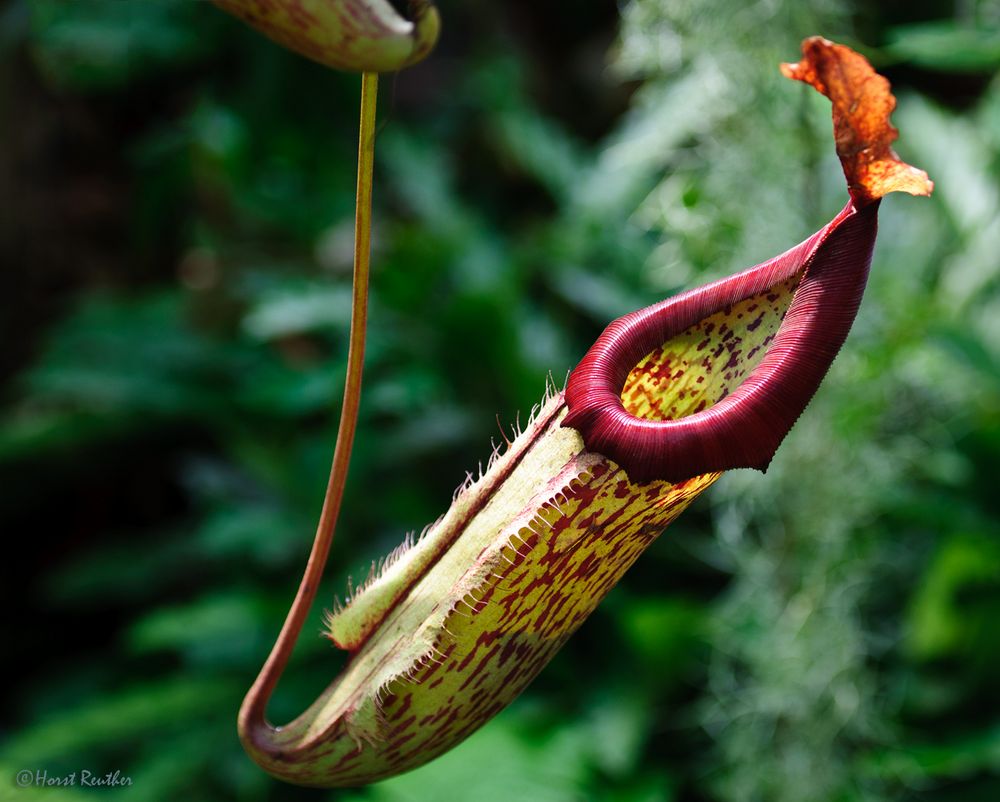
[2,0,999,800]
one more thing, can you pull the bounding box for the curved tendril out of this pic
[238,72,379,753]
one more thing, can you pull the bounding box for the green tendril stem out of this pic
[238,71,379,749]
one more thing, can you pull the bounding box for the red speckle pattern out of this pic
[249,398,717,785]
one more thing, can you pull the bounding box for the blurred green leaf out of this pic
[2,678,236,768]
[127,593,266,667]
[906,532,1000,661]
[865,724,1000,784]
[886,22,1000,73]
[27,0,214,90]
[619,595,705,677]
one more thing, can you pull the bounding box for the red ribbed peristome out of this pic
[563,200,879,484]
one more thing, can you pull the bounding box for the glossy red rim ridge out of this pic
[563,200,879,484]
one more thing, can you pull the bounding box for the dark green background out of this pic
[2,1,999,800]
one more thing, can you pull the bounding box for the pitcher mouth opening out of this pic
[562,201,878,485]
[386,0,428,23]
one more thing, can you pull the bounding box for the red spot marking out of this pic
[386,715,417,739]
[747,311,766,331]
[457,643,502,692]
